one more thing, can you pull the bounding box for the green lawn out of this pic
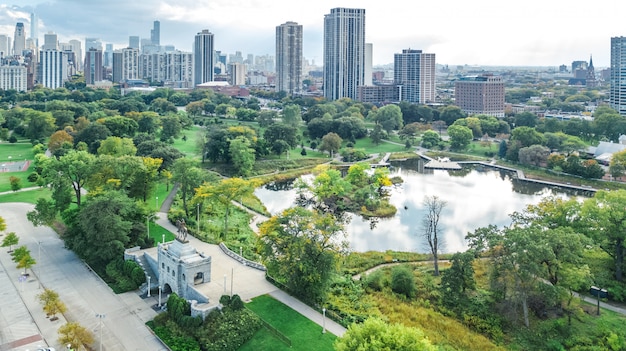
[352,138,407,154]
[172,125,203,159]
[0,142,35,162]
[0,170,34,193]
[148,221,177,244]
[241,295,336,351]
[0,187,51,204]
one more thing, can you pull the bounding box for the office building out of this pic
[84,48,103,85]
[151,21,160,46]
[0,65,27,91]
[276,21,302,95]
[39,50,70,89]
[43,32,58,51]
[0,35,9,57]
[611,37,626,116]
[104,43,113,68]
[129,36,140,49]
[364,43,373,86]
[193,29,214,86]
[229,62,246,85]
[323,7,366,101]
[394,49,436,104]
[69,39,82,71]
[85,38,102,51]
[30,12,38,47]
[14,23,26,55]
[454,74,505,118]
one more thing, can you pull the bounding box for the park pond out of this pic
[254,158,586,253]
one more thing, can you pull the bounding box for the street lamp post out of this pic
[322,308,326,333]
[37,240,41,289]
[162,234,165,244]
[590,286,608,316]
[223,274,227,294]
[96,313,105,351]
[158,285,162,307]
[197,203,200,235]
[147,276,151,297]
[146,215,150,240]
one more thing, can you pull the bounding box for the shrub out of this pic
[27,172,40,183]
[363,270,385,291]
[8,135,18,143]
[391,265,416,299]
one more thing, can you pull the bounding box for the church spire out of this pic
[589,54,594,69]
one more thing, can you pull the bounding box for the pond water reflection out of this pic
[254,159,582,253]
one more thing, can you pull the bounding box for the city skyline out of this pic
[0,1,625,68]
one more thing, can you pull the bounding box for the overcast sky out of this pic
[1,0,625,68]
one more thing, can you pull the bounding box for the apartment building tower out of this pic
[394,49,436,104]
[610,37,626,116]
[454,74,505,118]
[276,21,302,95]
[193,30,214,86]
[39,50,69,89]
[84,48,103,85]
[323,7,366,101]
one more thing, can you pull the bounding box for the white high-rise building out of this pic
[323,8,366,101]
[30,13,38,43]
[0,65,27,91]
[610,37,626,116]
[193,29,214,86]
[39,50,70,89]
[394,49,436,104]
[276,21,303,95]
[69,39,82,71]
[112,47,140,82]
[229,62,246,85]
[104,43,113,68]
[364,43,373,86]
[43,32,58,51]
[13,23,26,55]
[0,35,10,57]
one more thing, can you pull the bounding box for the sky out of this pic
[0,0,625,68]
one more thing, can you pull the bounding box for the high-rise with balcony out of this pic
[323,7,365,101]
[14,23,26,55]
[193,29,214,86]
[394,49,436,104]
[39,50,69,89]
[276,21,302,96]
[610,37,626,116]
[84,48,103,85]
[112,47,139,82]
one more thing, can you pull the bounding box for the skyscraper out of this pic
[14,23,26,55]
[104,43,113,68]
[69,39,83,71]
[30,13,38,44]
[323,7,366,101]
[276,21,302,95]
[129,36,140,49]
[0,35,9,57]
[39,50,70,89]
[394,49,436,104]
[43,32,58,51]
[193,29,214,86]
[611,37,626,116]
[85,38,102,51]
[84,48,103,85]
[229,62,246,85]
[151,20,160,46]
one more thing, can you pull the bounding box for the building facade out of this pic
[84,48,103,85]
[276,21,302,95]
[0,65,27,91]
[229,62,246,85]
[323,7,366,101]
[454,74,505,118]
[193,30,214,86]
[14,23,26,55]
[151,20,160,46]
[39,50,69,89]
[610,37,626,115]
[112,47,140,82]
[394,49,436,104]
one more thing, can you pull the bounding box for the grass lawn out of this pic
[0,142,35,162]
[148,221,177,244]
[0,170,34,193]
[172,125,203,159]
[352,138,407,154]
[153,181,174,211]
[0,187,51,204]
[242,294,336,351]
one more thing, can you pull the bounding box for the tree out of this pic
[9,176,21,191]
[256,207,345,303]
[101,116,138,137]
[511,126,544,148]
[581,190,626,281]
[391,265,416,298]
[194,178,258,239]
[0,215,5,232]
[263,123,298,148]
[518,145,550,166]
[97,136,137,156]
[160,115,182,142]
[257,110,277,127]
[439,105,465,125]
[440,251,476,310]
[369,124,386,145]
[74,123,112,154]
[27,198,58,227]
[229,136,256,177]
[48,130,74,154]
[58,322,94,351]
[172,158,211,217]
[610,149,626,178]
[447,124,472,151]
[281,104,302,128]
[25,109,56,142]
[374,104,403,133]
[421,195,446,276]
[334,317,436,351]
[319,132,342,157]
[45,150,96,206]
[37,288,67,320]
[1,232,19,252]
[421,130,441,149]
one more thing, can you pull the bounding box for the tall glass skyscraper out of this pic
[323,8,365,101]
[610,37,626,116]
[193,29,214,86]
[276,21,302,96]
[394,49,436,104]
[151,21,160,46]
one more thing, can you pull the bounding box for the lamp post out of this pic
[223,274,227,294]
[147,275,151,297]
[196,203,200,235]
[155,196,159,211]
[146,215,150,240]
[162,234,165,244]
[590,286,608,316]
[37,240,41,289]
[322,308,326,333]
[96,313,105,351]
[158,285,162,307]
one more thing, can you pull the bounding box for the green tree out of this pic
[447,124,473,151]
[281,104,302,128]
[439,105,465,125]
[1,232,19,252]
[391,265,416,298]
[263,123,298,148]
[0,215,5,232]
[335,317,436,351]
[27,198,58,227]
[101,116,139,137]
[610,149,626,178]
[172,158,211,217]
[319,132,342,157]
[256,207,344,303]
[229,136,256,177]
[160,115,182,142]
[44,150,96,206]
[440,251,476,310]
[421,130,441,149]
[58,322,94,351]
[369,124,386,145]
[97,136,137,156]
[194,178,258,239]
[518,145,550,166]
[374,104,403,133]
[25,109,56,142]
[511,126,544,147]
[9,176,21,191]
